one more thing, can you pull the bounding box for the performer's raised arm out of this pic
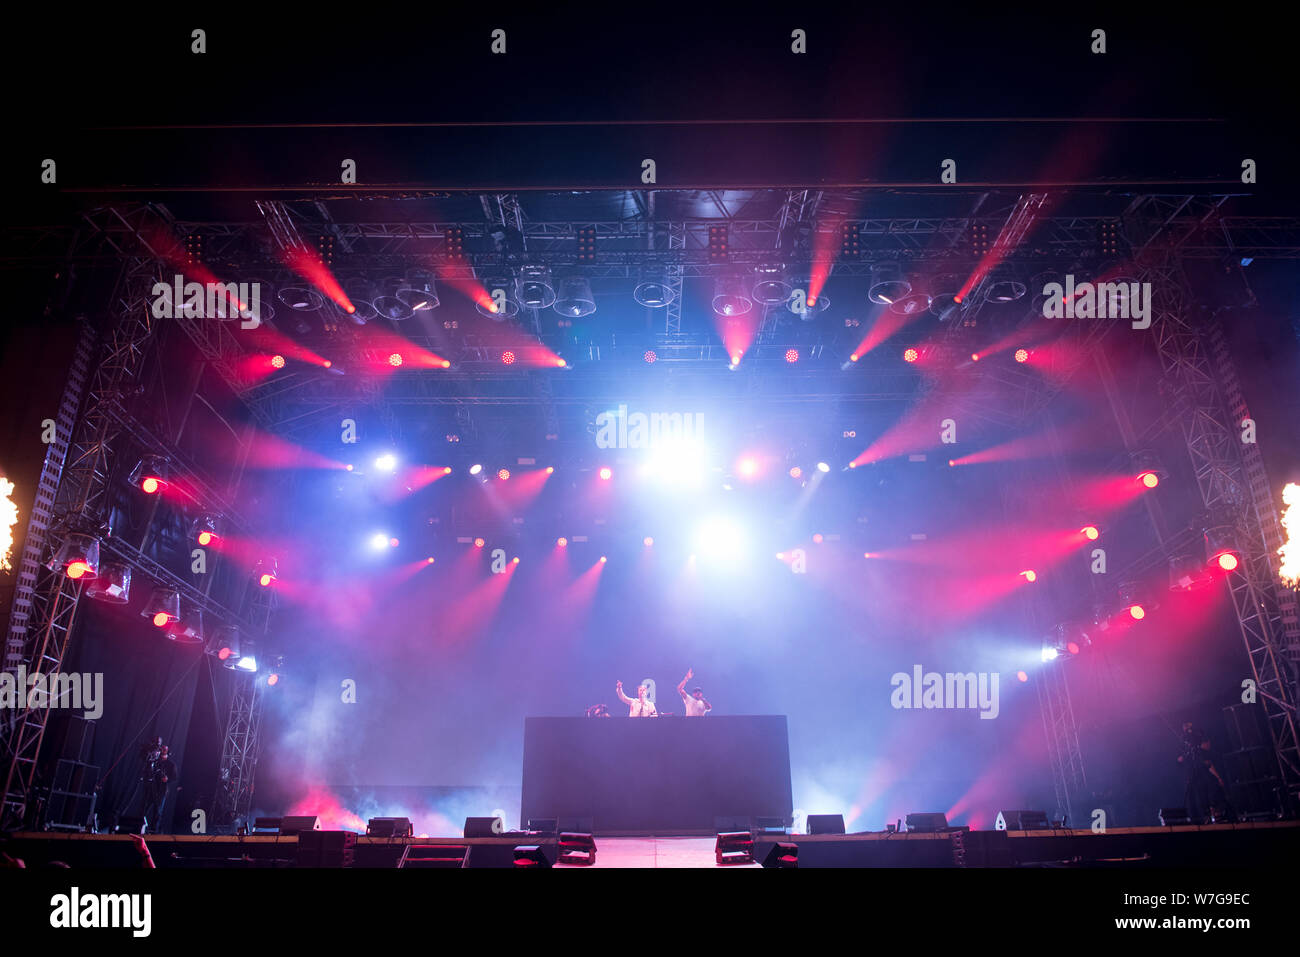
[678,668,693,698]
[615,679,635,706]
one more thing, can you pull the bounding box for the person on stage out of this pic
[1178,722,1227,823]
[615,679,657,717]
[142,744,177,833]
[677,668,712,717]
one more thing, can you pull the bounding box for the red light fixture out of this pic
[1129,604,1146,620]
[388,353,403,367]
[152,611,169,627]
[1139,471,1160,489]
[903,347,918,363]
[66,561,91,580]
[643,537,653,547]
[1021,570,1037,583]
[501,351,516,365]
[785,349,799,364]
[598,467,612,481]
[789,466,802,479]
[474,538,485,548]
[271,354,286,369]
[1081,525,1100,541]
[971,352,980,362]
[643,350,657,364]
[141,476,161,494]
[1014,348,1029,363]
[497,469,510,481]
[258,573,273,587]
[1216,552,1239,572]
[557,537,568,548]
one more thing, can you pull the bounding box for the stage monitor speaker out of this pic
[252,817,282,833]
[463,816,503,838]
[807,814,845,835]
[905,812,949,833]
[527,818,558,835]
[366,817,413,838]
[994,809,1049,831]
[1158,807,1191,826]
[513,845,552,868]
[115,816,146,835]
[279,815,321,836]
[557,816,594,835]
[762,842,798,868]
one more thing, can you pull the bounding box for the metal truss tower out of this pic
[1144,252,1300,805]
[211,583,276,832]
[1,256,159,829]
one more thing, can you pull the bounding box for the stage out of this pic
[5,820,1297,869]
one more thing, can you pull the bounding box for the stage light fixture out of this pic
[369,532,389,550]
[903,347,919,363]
[270,354,286,370]
[374,454,398,473]
[142,587,181,627]
[868,264,911,305]
[86,562,131,603]
[1139,470,1159,488]
[469,464,483,475]
[168,607,206,646]
[474,538,485,548]
[191,513,220,547]
[373,276,415,321]
[255,558,278,587]
[840,222,861,259]
[557,537,568,548]
[476,277,520,320]
[707,225,729,263]
[396,269,440,311]
[789,466,802,479]
[515,265,557,309]
[129,457,168,494]
[816,462,830,473]
[210,627,242,667]
[643,350,657,363]
[1204,525,1241,573]
[235,636,258,672]
[785,348,799,363]
[1014,348,1030,363]
[443,227,466,262]
[634,264,675,308]
[752,263,793,305]
[712,276,753,318]
[1021,569,1037,583]
[553,276,596,318]
[643,537,653,547]
[501,351,516,365]
[278,285,324,312]
[983,265,1026,303]
[738,457,759,477]
[599,467,612,481]
[388,353,403,367]
[497,469,510,481]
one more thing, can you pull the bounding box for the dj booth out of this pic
[521,715,793,834]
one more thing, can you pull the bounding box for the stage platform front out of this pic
[5,821,1297,868]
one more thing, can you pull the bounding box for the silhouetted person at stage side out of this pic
[587,703,612,717]
[1178,723,1227,823]
[142,744,177,833]
[615,679,657,717]
[677,668,712,717]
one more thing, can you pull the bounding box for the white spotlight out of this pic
[469,464,483,475]
[368,532,389,551]
[374,453,398,473]
[816,461,831,473]
[694,517,747,562]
